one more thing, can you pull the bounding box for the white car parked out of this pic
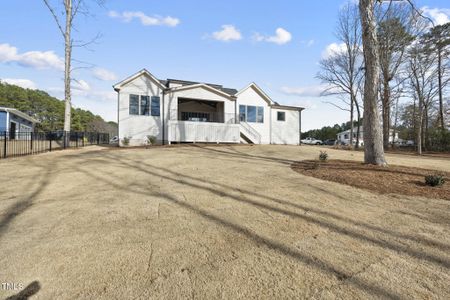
[300,137,323,145]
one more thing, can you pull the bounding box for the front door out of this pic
[10,122,16,139]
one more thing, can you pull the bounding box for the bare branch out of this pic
[42,0,65,37]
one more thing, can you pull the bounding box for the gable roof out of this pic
[113,69,166,91]
[167,83,236,100]
[0,107,40,123]
[162,78,238,96]
[235,82,274,105]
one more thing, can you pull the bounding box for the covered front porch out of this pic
[166,84,240,144]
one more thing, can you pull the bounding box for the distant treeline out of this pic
[302,121,360,141]
[0,81,117,135]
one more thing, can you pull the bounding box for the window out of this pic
[247,106,256,122]
[277,111,285,121]
[140,96,150,115]
[240,105,264,123]
[239,105,246,122]
[181,112,209,122]
[129,94,139,115]
[257,107,264,123]
[151,96,160,116]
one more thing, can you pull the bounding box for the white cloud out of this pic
[48,83,115,102]
[421,6,450,26]
[254,28,292,45]
[281,85,330,97]
[321,42,347,59]
[2,78,37,89]
[92,67,117,81]
[108,10,180,27]
[0,43,64,71]
[212,25,242,42]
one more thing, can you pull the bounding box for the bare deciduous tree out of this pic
[317,2,364,148]
[42,0,103,133]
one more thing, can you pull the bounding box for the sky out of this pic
[0,0,449,131]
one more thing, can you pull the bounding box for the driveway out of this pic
[0,145,449,299]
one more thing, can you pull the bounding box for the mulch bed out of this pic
[291,160,450,200]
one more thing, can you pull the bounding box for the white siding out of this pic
[271,109,300,145]
[236,86,271,144]
[118,74,164,146]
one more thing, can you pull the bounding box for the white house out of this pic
[336,126,399,146]
[113,69,304,146]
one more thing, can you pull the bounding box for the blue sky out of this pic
[0,0,449,130]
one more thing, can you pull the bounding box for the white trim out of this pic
[236,82,273,105]
[113,68,165,91]
[167,83,236,101]
[0,107,39,124]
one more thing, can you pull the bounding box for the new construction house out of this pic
[113,69,304,146]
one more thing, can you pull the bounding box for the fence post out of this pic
[97,133,100,145]
[3,131,7,158]
[30,132,33,153]
[63,131,66,149]
[49,133,52,152]
[76,132,78,147]
[82,132,85,147]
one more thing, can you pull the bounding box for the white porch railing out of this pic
[168,120,240,143]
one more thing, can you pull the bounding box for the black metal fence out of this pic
[0,131,110,159]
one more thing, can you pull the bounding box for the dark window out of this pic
[247,106,256,122]
[257,107,264,123]
[181,112,209,122]
[151,96,160,116]
[239,105,246,122]
[277,111,285,121]
[140,96,150,115]
[129,94,139,115]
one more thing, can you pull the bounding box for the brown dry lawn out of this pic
[0,144,449,299]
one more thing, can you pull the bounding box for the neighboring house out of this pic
[336,126,399,145]
[113,69,304,146]
[0,107,39,139]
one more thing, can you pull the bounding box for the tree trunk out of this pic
[350,95,354,148]
[417,97,423,155]
[382,79,390,149]
[392,96,399,149]
[359,0,387,166]
[63,0,72,133]
[437,48,445,130]
[355,96,361,149]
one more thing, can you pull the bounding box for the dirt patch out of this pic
[291,159,450,200]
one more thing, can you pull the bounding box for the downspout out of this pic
[115,88,120,147]
[269,106,272,144]
[299,109,302,146]
[162,90,165,145]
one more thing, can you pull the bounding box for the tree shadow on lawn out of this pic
[0,160,56,240]
[70,151,450,297]
[4,280,41,300]
[104,151,450,254]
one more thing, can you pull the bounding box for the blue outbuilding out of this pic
[0,107,39,139]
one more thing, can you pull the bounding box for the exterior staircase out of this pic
[239,122,261,144]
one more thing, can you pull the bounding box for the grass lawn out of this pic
[0,144,449,299]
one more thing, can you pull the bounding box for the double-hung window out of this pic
[277,111,285,121]
[151,96,160,116]
[140,96,150,115]
[129,94,139,115]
